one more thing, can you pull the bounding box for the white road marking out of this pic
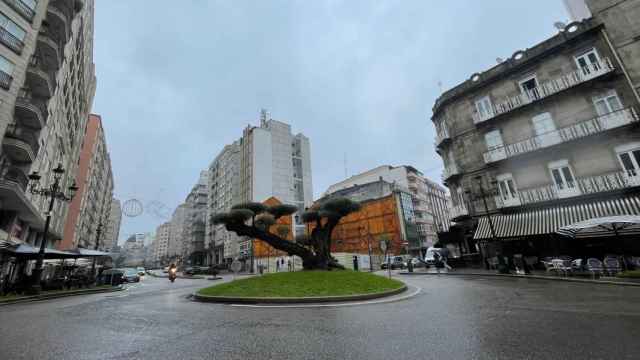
[228,286,422,309]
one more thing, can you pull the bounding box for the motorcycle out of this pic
[168,268,177,283]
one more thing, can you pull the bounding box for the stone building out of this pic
[61,113,113,250]
[0,0,96,251]
[311,179,418,268]
[153,221,170,265]
[324,165,449,255]
[432,14,640,261]
[182,171,207,266]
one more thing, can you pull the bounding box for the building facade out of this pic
[61,113,112,250]
[154,221,170,265]
[0,0,96,252]
[205,110,313,265]
[182,171,207,266]
[103,197,121,251]
[432,15,640,261]
[324,165,449,254]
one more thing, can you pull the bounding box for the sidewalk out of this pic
[0,285,124,306]
[400,268,640,286]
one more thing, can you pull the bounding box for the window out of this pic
[0,54,13,75]
[548,160,580,198]
[593,90,623,116]
[496,173,518,203]
[475,96,493,119]
[532,112,561,147]
[484,130,504,150]
[575,48,601,74]
[615,143,640,182]
[519,74,539,100]
[0,12,26,40]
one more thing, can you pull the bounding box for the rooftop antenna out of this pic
[554,22,566,31]
[260,108,268,127]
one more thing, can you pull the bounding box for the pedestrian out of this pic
[287,259,292,272]
[276,258,280,272]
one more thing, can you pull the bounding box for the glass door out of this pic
[575,48,602,79]
[484,130,506,162]
[532,113,561,147]
[549,161,581,198]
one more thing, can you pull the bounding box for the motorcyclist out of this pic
[168,263,177,282]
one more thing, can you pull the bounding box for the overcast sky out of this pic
[91,1,568,243]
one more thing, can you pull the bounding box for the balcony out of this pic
[450,204,469,220]
[442,164,461,183]
[0,25,24,54]
[26,59,53,98]
[435,127,451,148]
[37,31,62,71]
[15,94,46,129]
[46,4,70,46]
[0,69,12,90]
[3,0,35,22]
[2,124,39,163]
[483,108,639,164]
[473,58,614,125]
[497,170,640,208]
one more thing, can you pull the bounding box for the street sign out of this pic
[230,260,242,273]
[379,240,387,253]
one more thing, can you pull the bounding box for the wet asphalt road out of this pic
[1,274,639,360]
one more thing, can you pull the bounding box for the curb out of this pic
[0,286,125,306]
[193,285,408,304]
[399,272,640,287]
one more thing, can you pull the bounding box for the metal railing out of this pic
[3,0,35,22]
[442,163,460,182]
[473,58,614,124]
[1,165,29,191]
[435,127,450,147]
[514,170,640,206]
[450,204,469,219]
[4,123,40,155]
[483,107,639,164]
[0,25,24,54]
[0,70,12,90]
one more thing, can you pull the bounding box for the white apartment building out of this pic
[206,110,313,264]
[0,0,96,252]
[324,165,450,253]
[103,197,122,251]
[154,221,170,264]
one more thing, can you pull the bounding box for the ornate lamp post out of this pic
[27,163,78,294]
[465,175,509,274]
[90,217,107,282]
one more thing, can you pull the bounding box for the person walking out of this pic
[276,258,280,272]
[287,259,292,272]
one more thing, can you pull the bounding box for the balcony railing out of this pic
[0,69,12,90]
[0,26,24,54]
[1,165,28,191]
[442,163,460,182]
[473,58,614,125]
[483,108,639,164]
[497,170,640,208]
[3,0,35,22]
[450,204,469,220]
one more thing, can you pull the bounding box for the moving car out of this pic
[136,267,146,276]
[121,268,141,283]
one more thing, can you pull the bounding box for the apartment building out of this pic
[102,197,121,250]
[0,0,96,250]
[153,221,170,265]
[206,110,313,265]
[182,171,207,266]
[61,113,113,250]
[432,16,640,259]
[324,165,449,255]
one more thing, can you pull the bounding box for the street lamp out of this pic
[90,216,107,282]
[358,225,374,272]
[465,175,509,274]
[27,163,78,294]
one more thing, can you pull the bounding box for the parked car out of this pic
[381,256,406,270]
[424,247,447,265]
[409,257,426,268]
[121,268,141,283]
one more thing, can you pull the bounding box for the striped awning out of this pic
[474,196,640,240]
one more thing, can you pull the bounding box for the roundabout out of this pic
[194,270,407,305]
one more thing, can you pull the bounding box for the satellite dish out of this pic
[496,57,503,63]
[554,22,567,31]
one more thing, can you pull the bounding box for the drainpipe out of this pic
[601,29,640,106]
